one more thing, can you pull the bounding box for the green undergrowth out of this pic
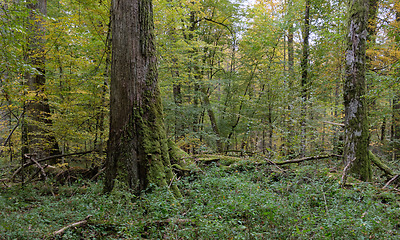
[1,162,400,239]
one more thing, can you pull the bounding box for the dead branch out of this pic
[11,150,94,181]
[271,154,342,166]
[383,175,399,189]
[26,154,48,181]
[52,215,92,236]
[0,111,24,156]
[341,157,355,188]
[323,121,344,127]
[0,178,10,187]
[265,158,284,172]
[90,167,105,181]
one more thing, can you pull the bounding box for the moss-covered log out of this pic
[368,151,395,177]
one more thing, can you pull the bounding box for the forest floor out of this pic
[1,157,400,239]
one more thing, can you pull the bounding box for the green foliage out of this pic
[2,163,400,239]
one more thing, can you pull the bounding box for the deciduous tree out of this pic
[103,0,180,196]
[343,0,371,181]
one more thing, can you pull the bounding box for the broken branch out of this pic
[11,150,94,181]
[271,154,341,166]
[383,175,399,189]
[52,215,92,236]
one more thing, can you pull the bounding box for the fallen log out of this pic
[52,215,92,236]
[368,151,395,177]
[271,154,342,166]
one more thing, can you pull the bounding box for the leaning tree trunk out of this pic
[104,0,180,197]
[343,0,371,181]
[23,0,60,160]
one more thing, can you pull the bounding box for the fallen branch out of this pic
[383,175,399,189]
[52,215,92,236]
[0,111,24,156]
[11,150,94,181]
[341,157,355,188]
[271,154,342,166]
[323,121,344,127]
[368,151,395,177]
[0,178,10,187]
[265,158,284,172]
[26,154,48,181]
[90,167,105,181]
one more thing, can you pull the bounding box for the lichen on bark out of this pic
[343,0,371,181]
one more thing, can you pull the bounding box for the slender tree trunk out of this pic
[104,0,180,197]
[393,97,400,160]
[300,0,310,157]
[343,0,371,181]
[23,0,60,160]
[201,87,223,152]
[287,0,294,81]
[286,0,295,156]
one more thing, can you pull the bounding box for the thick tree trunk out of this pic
[104,0,180,197]
[343,0,371,181]
[392,8,400,160]
[23,0,60,160]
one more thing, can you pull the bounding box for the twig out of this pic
[322,188,329,216]
[90,167,105,181]
[0,111,24,156]
[0,178,10,187]
[383,175,399,189]
[52,215,92,236]
[341,157,355,188]
[168,174,176,188]
[265,158,284,172]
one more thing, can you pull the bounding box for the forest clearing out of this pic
[1,0,400,238]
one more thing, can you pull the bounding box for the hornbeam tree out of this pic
[343,0,371,181]
[103,0,180,196]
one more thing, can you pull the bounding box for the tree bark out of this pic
[104,0,180,197]
[23,0,60,160]
[343,0,371,181]
[300,0,310,157]
[392,7,400,161]
[201,87,223,152]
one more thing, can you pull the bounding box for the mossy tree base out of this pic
[103,0,180,198]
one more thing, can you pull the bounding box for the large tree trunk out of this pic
[104,0,180,197]
[343,0,371,181]
[23,0,60,160]
[392,6,400,161]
